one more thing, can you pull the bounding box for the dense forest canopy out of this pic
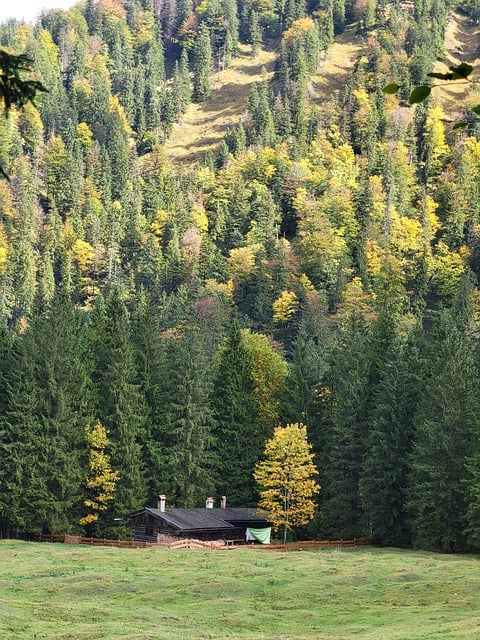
[0,0,480,551]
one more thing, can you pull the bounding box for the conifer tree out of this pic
[92,289,147,528]
[407,313,480,552]
[359,320,415,547]
[156,328,216,506]
[172,48,191,117]
[317,312,371,538]
[281,323,322,427]
[250,11,263,57]
[192,24,213,102]
[211,320,260,506]
[0,294,94,535]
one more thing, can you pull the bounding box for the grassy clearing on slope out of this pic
[164,44,276,165]
[310,24,362,113]
[433,10,480,116]
[1,541,480,639]
[165,27,361,165]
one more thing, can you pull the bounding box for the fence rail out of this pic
[37,533,372,550]
[260,538,371,551]
[38,533,147,548]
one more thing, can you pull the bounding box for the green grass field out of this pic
[1,542,480,639]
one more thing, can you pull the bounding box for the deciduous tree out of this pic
[80,420,119,531]
[254,422,320,543]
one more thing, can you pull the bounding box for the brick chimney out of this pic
[220,495,227,509]
[206,497,214,509]
[158,494,166,512]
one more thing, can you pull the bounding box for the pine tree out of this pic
[359,318,415,547]
[92,289,148,528]
[407,313,480,552]
[172,48,191,117]
[192,24,213,102]
[317,312,371,538]
[250,11,263,57]
[157,328,216,506]
[0,294,94,535]
[281,323,322,427]
[211,320,260,506]
[464,446,480,550]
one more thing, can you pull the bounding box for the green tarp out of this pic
[246,527,271,544]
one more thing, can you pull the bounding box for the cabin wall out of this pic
[132,513,162,542]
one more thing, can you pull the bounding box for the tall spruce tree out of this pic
[407,313,480,552]
[211,320,260,506]
[359,317,415,547]
[281,323,322,427]
[316,312,371,538]
[92,290,147,528]
[157,328,216,506]
[192,24,213,102]
[0,294,94,535]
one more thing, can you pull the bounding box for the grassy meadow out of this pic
[164,43,276,164]
[0,541,480,639]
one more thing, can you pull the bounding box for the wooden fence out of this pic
[37,533,371,550]
[259,538,372,551]
[38,533,147,548]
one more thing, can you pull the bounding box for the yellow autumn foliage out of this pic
[227,245,260,281]
[254,423,320,541]
[151,209,169,240]
[79,421,119,527]
[432,241,468,298]
[272,290,299,323]
[283,17,317,43]
[76,122,94,151]
[0,246,7,276]
[204,278,234,302]
[72,239,95,273]
[191,204,209,232]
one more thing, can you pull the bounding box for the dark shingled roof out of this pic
[127,507,270,532]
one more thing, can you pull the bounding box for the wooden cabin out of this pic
[126,496,271,544]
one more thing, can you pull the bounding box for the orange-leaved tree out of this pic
[254,423,320,544]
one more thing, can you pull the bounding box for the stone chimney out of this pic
[206,497,214,509]
[158,494,166,512]
[220,495,227,509]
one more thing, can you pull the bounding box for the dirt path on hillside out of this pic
[164,44,276,165]
[435,10,480,115]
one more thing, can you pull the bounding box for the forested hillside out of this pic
[1,0,480,552]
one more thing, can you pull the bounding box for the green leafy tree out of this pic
[384,62,479,130]
[242,329,288,432]
[254,422,320,543]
